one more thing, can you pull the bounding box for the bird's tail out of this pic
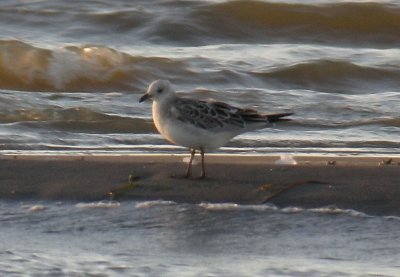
[266,112,293,123]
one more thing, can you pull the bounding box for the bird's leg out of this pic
[199,147,206,179]
[184,148,196,178]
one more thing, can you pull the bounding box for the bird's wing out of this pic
[170,98,267,130]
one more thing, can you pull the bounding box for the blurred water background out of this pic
[1,0,399,156]
[1,1,400,276]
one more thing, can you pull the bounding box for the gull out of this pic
[139,80,292,179]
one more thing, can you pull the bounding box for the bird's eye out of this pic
[157,88,163,93]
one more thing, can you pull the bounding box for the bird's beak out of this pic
[139,93,151,103]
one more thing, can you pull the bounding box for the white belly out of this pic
[152,103,234,151]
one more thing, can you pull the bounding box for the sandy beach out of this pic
[1,154,399,216]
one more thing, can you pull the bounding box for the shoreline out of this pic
[2,153,399,165]
[1,154,399,216]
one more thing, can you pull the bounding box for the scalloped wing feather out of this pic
[171,98,268,130]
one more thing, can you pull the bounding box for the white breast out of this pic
[152,101,234,151]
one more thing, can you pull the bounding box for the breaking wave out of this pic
[0,40,187,92]
[2,40,400,93]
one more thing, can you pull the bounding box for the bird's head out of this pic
[139,80,174,103]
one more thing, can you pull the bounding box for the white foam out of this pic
[199,202,278,212]
[309,206,368,217]
[47,46,126,89]
[27,205,47,212]
[282,205,370,218]
[281,206,304,213]
[135,200,176,209]
[274,154,297,165]
[198,203,371,218]
[75,200,121,209]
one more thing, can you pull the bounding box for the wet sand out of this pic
[1,154,399,216]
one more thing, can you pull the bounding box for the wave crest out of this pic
[0,40,186,92]
[253,60,400,92]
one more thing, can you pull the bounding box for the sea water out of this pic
[0,0,399,156]
[1,1,400,276]
[1,200,399,276]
